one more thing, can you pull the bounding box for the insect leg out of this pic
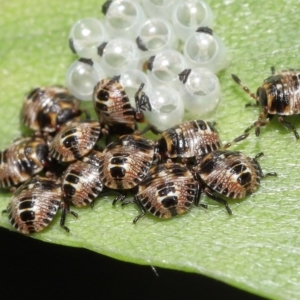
[194,184,207,209]
[204,187,232,215]
[82,109,91,120]
[254,152,264,159]
[60,199,78,233]
[112,192,126,205]
[60,202,70,233]
[254,107,271,136]
[263,172,278,177]
[245,121,258,134]
[278,116,300,139]
[222,133,249,150]
[245,102,260,107]
[138,124,162,135]
[133,197,147,224]
[135,83,151,121]
[253,153,278,178]
[89,190,112,208]
[121,199,135,206]
[245,109,270,136]
[271,66,276,75]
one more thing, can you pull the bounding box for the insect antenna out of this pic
[231,74,259,106]
[222,133,249,150]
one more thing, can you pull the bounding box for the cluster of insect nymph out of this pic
[3,64,300,236]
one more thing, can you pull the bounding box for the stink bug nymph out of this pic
[49,119,101,162]
[60,150,103,229]
[156,120,249,161]
[122,162,204,223]
[0,136,49,189]
[3,176,71,234]
[21,86,82,134]
[62,150,103,208]
[156,120,221,160]
[232,68,300,139]
[93,77,151,135]
[99,134,157,191]
[194,150,277,214]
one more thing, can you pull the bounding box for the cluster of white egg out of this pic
[66,0,227,130]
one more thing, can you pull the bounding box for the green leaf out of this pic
[1,0,300,298]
